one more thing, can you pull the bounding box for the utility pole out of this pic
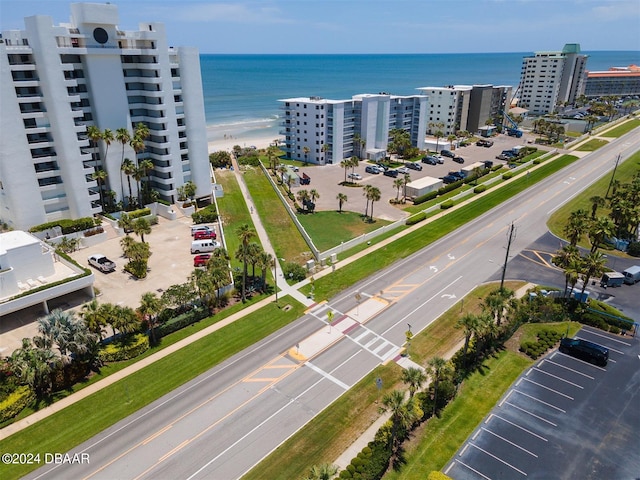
[605,153,621,199]
[500,222,516,292]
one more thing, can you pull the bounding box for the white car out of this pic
[397,167,410,175]
[348,173,362,180]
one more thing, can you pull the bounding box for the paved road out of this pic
[26,129,640,480]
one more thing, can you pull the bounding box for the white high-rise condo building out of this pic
[0,3,211,230]
[417,86,472,136]
[279,93,428,164]
[517,43,588,115]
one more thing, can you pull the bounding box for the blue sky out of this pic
[1,0,639,54]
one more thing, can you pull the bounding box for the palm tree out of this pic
[8,338,58,397]
[379,389,417,468]
[402,366,426,398]
[36,309,97,367]
[340,159,350,184]
[426,356,448,416]
[138,292,164,344]
[564,209,589,247]
[457,313,479,367]
[91,168,108,210]
[349,156,359,176]
[116,127,131,202]
[257,251,273,292]
[118,213,133,235]
[362,184,372,217]
[277,164,287,185]
[393,178,403,201]
[553,244,582,297]
[483,288,513,326]
[302,463,339,480]
[402,173,411,203]
[138,158,154,205]
[132,217,151,243]
[121,158,136,208]
[86,125,102,166]
[236,224,256,303]
[308,189,319,213]
[588,216,615,253]
[589,195,606,219]
[101,128,114,162]
[296,189,310,212]
[246,242,262,280]
[302,146,310,165]
[368,186,381,222]
[80,299,106,337]
[579,251,607,298]
[336,193,347,213]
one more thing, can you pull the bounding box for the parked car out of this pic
[193,254,211,267]
[374,163,388,172]
[422,156,437,165]
[440,149,455,158]
[88,254,116,273]
[452,156,465,164]
[448,171,464,180]
[476,139,494,147]
[194,230,217,240]
[191,225,213,237]
[441,175,459,184]
[383,169,399,178]
[407,162,423,171]
[365,165,380,174]
[397,166,410,175]
[559,337,609,366]
[348,172,362,180]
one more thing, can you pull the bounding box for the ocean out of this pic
[200,51,640,144]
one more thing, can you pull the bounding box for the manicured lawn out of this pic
[600,118,640,137]
[576,138,608,151]
[385,350,532,479]
[243,167,310,264]
[547,150,640,246]
[297,210,391,252]
[0,297,306,480]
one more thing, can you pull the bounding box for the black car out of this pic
[452,156,465,164]
[448,171,464,180]
[476,139,494,147]
[422,156,437,165]
[440,149,455,158]
[441,175,459,184]
[383,169,399,178]
[559,337,609,366]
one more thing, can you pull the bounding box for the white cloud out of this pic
[172,2,292,24]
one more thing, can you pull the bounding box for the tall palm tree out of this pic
[121,158,136,207]
[426,356,448,416]
[138,292,164,344]
[257,251,273,292]
[116,127,131,203]
[368,186,381,222]
[302,146,310,165]
[236,224,256,303]
[80,299,106,337]
[393,178,403,201]
[8,338,58,397]
[308,189,319,213]
[579,251,607,298]
[362,184,372,217]
[588,216,615,253]
[336,192,347,213]
[132,217,151,243]
[349,156,359,176]
[101,128,114,162]
[296,189,310,212]
[553,244,582,297]
[456,313,479,367]
[246,242,262,280]
[138,158,154,205]
[401,366,426,398]
[402,173,411,203]
[564,209,589,247]
[483,288,513,326]
[91,168,108,210]
[86,125,102,166]
[340,159,350,183]
[111,305,140,338]
[589,195,606,219]
[379,389,417,468]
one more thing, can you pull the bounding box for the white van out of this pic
[191,239,220,254]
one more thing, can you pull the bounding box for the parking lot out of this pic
[292,133,541,221]
[445,327,640,479]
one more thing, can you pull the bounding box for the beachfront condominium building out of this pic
[417,86,472,136]
[517,43,588,115]
[278,93,428,164]
[0,2,211,231]
[584,65,640,98]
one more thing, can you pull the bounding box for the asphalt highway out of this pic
[25,129,640,480]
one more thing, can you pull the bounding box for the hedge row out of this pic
[520,329,562,359]
[192,204,219,224]
[502,171,515,180]
[0,385,35,423]
[440,200,454,209]
[473,184,487,194]
[127,207,151,219]
[156,308,209,338]
[406,212,427,225]
[29,217,97,234]
[413,190,438,205]
[98,333,149,363]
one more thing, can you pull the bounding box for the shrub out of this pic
[237,154,260,166]
[156,308,209,337]
[502,172,515,180]
[29,217,97,234]
[282,261,306,282]
[127,207,151,219]
[83,226,105,237]
[0,385,35,422]
[440,200,454,209]
[473,184,487,194]
[99,333,149,362]
[124,259,148,279]
[192,204,218,224]
[428,472,453,480]
[406,212,427,225]
[437,179,464,195]
[627,242,640,257]
[413,190,438,205]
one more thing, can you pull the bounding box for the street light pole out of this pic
[274,258,278,306]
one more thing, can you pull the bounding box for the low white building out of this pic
[404,176,442,199]
[0,231,92,318]
[461,162,487,178]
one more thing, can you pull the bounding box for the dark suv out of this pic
[559,337,609,366]
[440,149,455,158]
[383,169,399,178]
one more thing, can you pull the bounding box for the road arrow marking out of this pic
[441,294,457,299]
[448,253,455,260]
[430,266,438,272]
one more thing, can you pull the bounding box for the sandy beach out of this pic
[207,133,281,154]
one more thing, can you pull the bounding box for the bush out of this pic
[83,226,105,237]
[406,212,427,225]
[156,308,209,337]
[502,172,515,180]
[282,261,307,282]
[0,385,34,422]
[127,207,151,219]
[437,179,464,195]
[99,333,149,362]
[29,217,97,234]
[473,184,487,194]
[209,151,232,168]
[413,190,438,205]
[440,200,454,209]
[192,204,218,224]
[237,154,260,166]
[627,242,640,257]
[124,259,148,279]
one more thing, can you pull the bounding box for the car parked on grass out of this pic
[194,230,217,240]
[365,165,380,174]
[383,169,399,178]
[407,162,423,171]
[452,156,465,164]
[440,149,455,158]
[348,173,362,180]
[193,254,211,267]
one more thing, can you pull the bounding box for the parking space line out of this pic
[554,352,608,371]
[540,359,594,379]
[469,443,527,476]
[450,460,492,479]
[499,389,514,407]
[576,336,624,355]
[505,402,557,426]
[581,329,632,346]
[532,367,584,389]
[481,427,538,457]
[514,389,566,412]
[489,414,548,442]
[521,377,574,400]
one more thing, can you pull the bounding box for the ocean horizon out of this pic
[201,51,640,144]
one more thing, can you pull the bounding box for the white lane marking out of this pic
[305,362,349,390]
[581,329,631,346]
[575,336,624,355]
[521,377,574,400]
[532,367,584,389]
[481,427,538,457]
[513,389,567,412]
[540,359,594,379]
[555,352,608,371]
[490,414,548,442]
[469,443,527,476]
[505,402,557,426]
[452,459,492,479]
[499,389,514,407]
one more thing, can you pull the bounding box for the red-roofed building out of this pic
[584,65,640,98]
